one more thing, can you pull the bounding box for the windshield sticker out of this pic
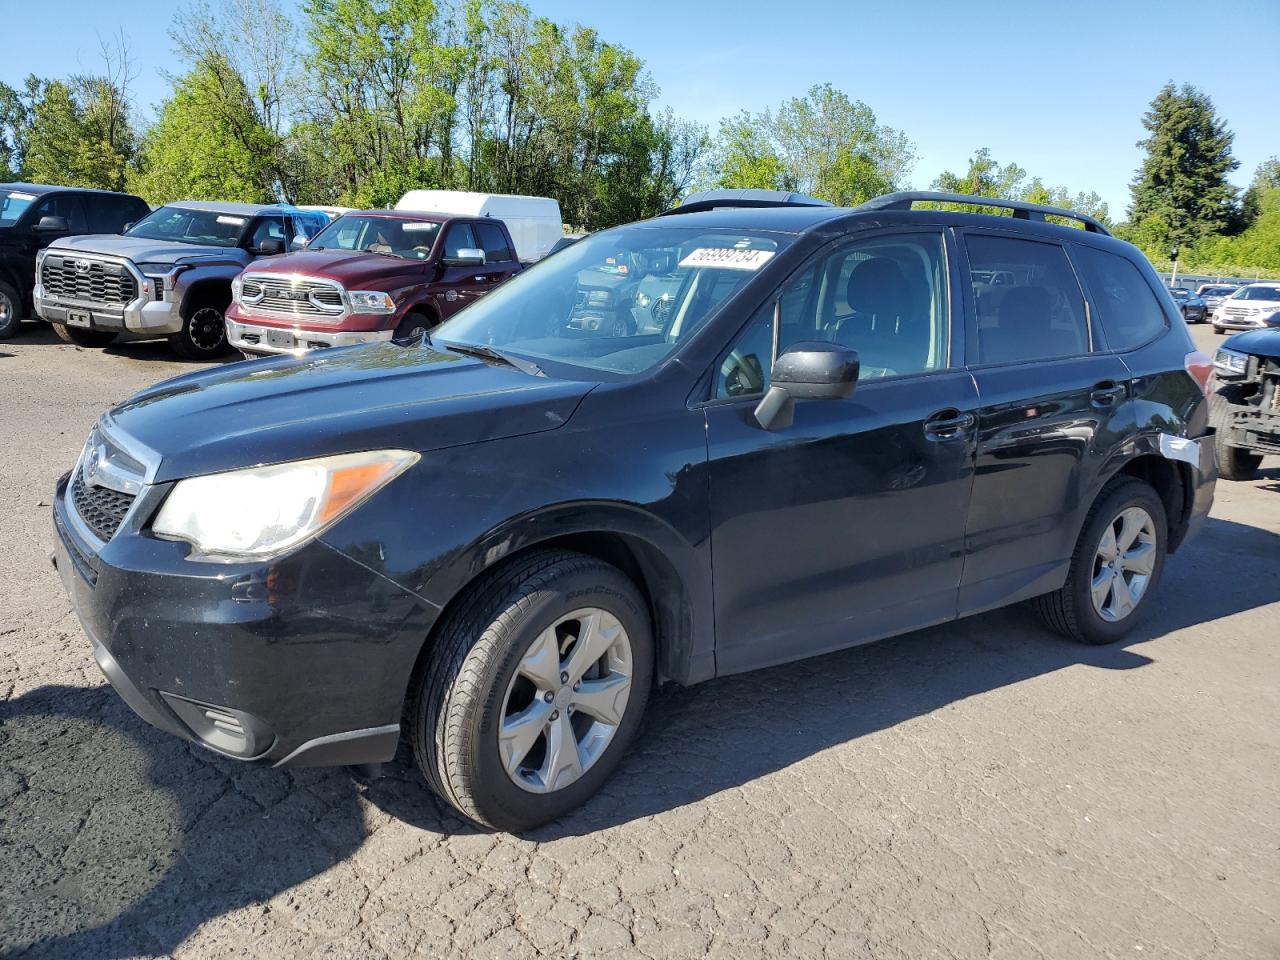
[8,191,37,202]
[678,248,775,271]
[216,215,247,226]
[401,222,438,232]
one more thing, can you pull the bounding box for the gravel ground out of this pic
[1,322,1277,960]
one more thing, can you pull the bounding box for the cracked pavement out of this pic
[1,324,1277,959]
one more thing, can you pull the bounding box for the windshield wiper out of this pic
[441,341,544,377]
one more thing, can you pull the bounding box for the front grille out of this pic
[41,256,138,306]
[240,275,345,319]
[71,471,136,542]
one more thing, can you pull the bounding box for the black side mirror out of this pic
[33,215,70,233]
[256,238,285,256]
[753,341,859,431]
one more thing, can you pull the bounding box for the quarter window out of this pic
[715,232,949,398]
[966,235,1089,364]
[1072,246,1168,351]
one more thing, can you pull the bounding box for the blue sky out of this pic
[3,0,1276,216]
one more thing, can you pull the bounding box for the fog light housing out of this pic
[159,692,274,758]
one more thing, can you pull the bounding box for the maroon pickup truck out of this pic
[225,210,521,357]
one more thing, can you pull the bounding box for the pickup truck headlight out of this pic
[348,290,396,314]
[152,450,419,561]
[1213,348,1248,375]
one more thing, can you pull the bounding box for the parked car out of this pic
[395,191,563,263]
[51,190,1216,832]
[1210,328,1280,479]
[0,183,149,339]
[34,202,330,358]
[1196,283,1239,317]
[1212,282,1280,334]
[225,210,523,358]
[1168,287,1207,322]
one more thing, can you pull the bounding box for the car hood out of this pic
[104,343,595,482]
[48,233,247,266]
[1223,329,1280,359]
[246,248,426,284]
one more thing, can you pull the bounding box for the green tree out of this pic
[129,59,276,204]
[1240,156,1280,228]
[23,78,135,190]
[1128,82,1238,255]
[708,84,913,204]
[0,80,30,179]
[929,148,1111,227]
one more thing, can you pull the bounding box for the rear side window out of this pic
[1072,246,1168,351]
[966,235,1089,364]
[475,222,514,262]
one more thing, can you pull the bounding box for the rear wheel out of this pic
[411,550,653,832]
[169,300,230,360]
[0,280,21,339]
[52,322,118,348]
[1033,478,1167,645]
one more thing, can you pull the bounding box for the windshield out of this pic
[309,215,441,259]
[1169,288,1190,298]
[1200,285,1237,296]
[0,189,38,227]
[1232,286,1280,301]
[126,205,248,247]
[433,224,792,376]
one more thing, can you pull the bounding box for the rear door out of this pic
[958,230,1132,614]
[704,228,979,674]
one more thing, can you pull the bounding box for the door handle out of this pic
[1090,381,1127,406]
[924,409,975,441]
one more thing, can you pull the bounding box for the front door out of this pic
[704,230,979,675]
[435,222,490,317]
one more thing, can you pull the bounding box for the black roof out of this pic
[1,182,135,197]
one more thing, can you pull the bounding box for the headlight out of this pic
[349,290,396,314]
[1213,348,1248,375]
[231,276,243,301]
[152,449,419,561]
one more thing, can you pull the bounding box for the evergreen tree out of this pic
[1128,82,1238,254]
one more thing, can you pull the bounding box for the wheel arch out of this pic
[177,274,234,317]
[1092,447,1193,553]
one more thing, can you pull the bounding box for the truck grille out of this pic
[239,275,345,319]
[71,471,136,542]
[42,256,138,306]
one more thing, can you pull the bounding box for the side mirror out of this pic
[753,341,859,431]
[256,238,286,256]
[121,222,134,234]
[292,234,310,250]
[34,215,70,233]
[442,247,485,267]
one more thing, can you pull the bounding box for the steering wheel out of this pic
[722,349,765,396]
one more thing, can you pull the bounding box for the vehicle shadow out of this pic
[3,516,1276,958]
[1,321,233,364]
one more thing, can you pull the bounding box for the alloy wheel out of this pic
[499,608,633,794]
[190,307,226,352]
[0,291,13,323]
[1091,506,1157,622]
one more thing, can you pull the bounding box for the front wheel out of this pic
[52,322,118,348]
[1033,478,1167,645]
[392,311,435,343]
[169,302,230,360]
[411,550,653,832]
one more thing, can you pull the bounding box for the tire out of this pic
[411,549,653,832]
[169,299,230,360]
[51,322,118,348]
[392,310,435,343]
[0,280,21,339]
[1033,478,1167,645]
[1209,393,1262,481]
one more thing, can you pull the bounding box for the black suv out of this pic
[0,183,150,339]
[52,191,1216,831]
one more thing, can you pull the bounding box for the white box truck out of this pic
[394,191,564,263]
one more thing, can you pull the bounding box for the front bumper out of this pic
[1213,313,1272,331]
[35,281,183,336]
[51,471,432,767]
[226,316,394,356]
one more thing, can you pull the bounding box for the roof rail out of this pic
[661,188,833,217]
[856,191,1112,236]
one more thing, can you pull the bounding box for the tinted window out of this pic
[247,216,287,249]
[443,223,477,258]
[85,195,143,233]
[966,235,1088,364]
[715,232,949,397]
[33,194,87,232]
[476,222,513,262]
[1073,246,1167,351]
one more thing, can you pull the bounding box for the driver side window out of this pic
[715,233,949,398]
[247,216,286,250]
